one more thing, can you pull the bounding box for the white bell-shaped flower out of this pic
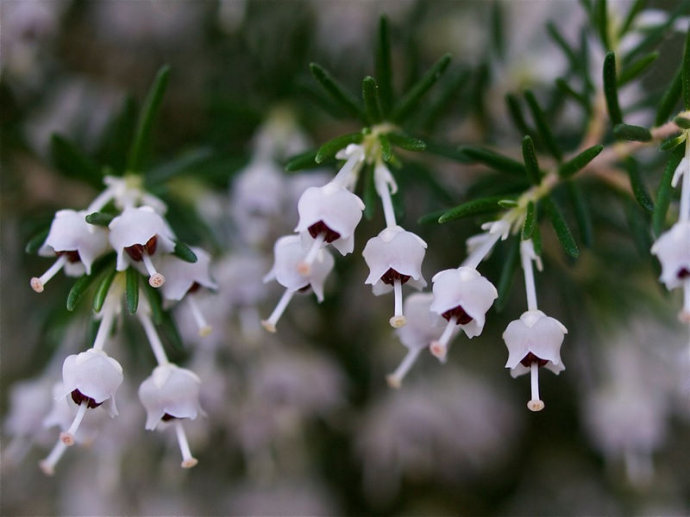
[430,267,498,337]
[138,363,203,468]
[108,206,175,287]
[158,248,217,301]
[59,349,123,445]
[363,226,427,328]
[157,248,218,336]
[387,293,446,388]
[138,364,203,430]
[651,220,690,290]
[295,181,365,256]
[264,235,334,301]
[427,266,498,361]
[261,235,335,332]
[31,209,109,292]
[503,310,567,412]
[231,158,286,218]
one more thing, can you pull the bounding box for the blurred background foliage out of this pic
[2,0,690,515]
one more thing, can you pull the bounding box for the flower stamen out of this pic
[528,361,545,412]
[39,439,68,476]
[261,289,295,333]
[30,254,68,293]
[389,278,406,328]
[60,401,89,446]
[298,233,326,276]
[430,316,457,362]
[187,294,212,337]
[386,347,422,389]
[175,421,198,469]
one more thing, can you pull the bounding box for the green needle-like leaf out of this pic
[625,158,654,214]
[51,134,103,189]
[126,268,139,314]
[143,283,164,325]
[309,63,364,121]
[25,228,49,254]
[521,136,541,185]
[93,269,117,313]
[85,211,115,227]
[173,241,198,263]
[618,0,647,37]
[558,145,603,178]
[66,275,94,312]
[596,0,610,50]
[522,201,537,240]
[653,147,685,237]
[660,134,686,151]
[439,195,508,223]
[613,123,652,142]
[362,76,383,124]
[127,65,171,173]
[387,132,426,151]
[285,150,319,171]
[505,93,533,137]
[379,134,393,162]
[603,52,623,125]
[547,22,578,68]
[655,68,682,126]
[376,16,394,115]
[363,167,377,221]
[544,196,580,258]
[675,115,690,129]
[496,237,520,312]
[567,182,593,247]
[391,53,451,122]
[315,132,363,164]
[459,146,527,176]
[524,90,563,161]
[617,52,658,86]
[682,20,690,109]
[555,78,589,110]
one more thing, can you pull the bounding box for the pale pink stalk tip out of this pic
[389,315,406,328]
[527,400,545,412]
[30,277,44,293]
[148,272,165,288]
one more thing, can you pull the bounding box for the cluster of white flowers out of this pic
[29,175,215,474]
[262,133,428,333]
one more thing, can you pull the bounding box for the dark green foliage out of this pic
[126,268,139,314]
[309,63,365,121]
[613,124,652,142]
[51,134,103,189]
[596,0,610,50]
[173,241,198,263]
[660,134,686,151]
[93,269,117,313]
[85,211,115,227]
[675,115,690,129]
[496,237,520,312]
[544,195,580,258]
[379,134,392,162]
[524,90,562,161]
[683,24,690,109]
[285,150,319,171]
[438,196,509,223]
[387,132,426,151]
[603,52,623,125]
[558,145,604,178]
[521,136,541,185]
[390,53,452,122]
[653,147,685,236]
[617,52,658,86]
[315,133,363,164]
[127,65,171,173]
[655,68,683,125]
[376,17,394,115]
[505,93,534,138]
[567,182,593,247]
[522,201,537,240]
[625,158,654,214]
[362,76,383,124]
[459,146,526,176]
[25,228,49,254]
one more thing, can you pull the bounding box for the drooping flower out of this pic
[295,181,365,259]
[261,235,335,332]
[387,293,446,388]
[138,363,203,468]
[362,226,427,328]
[108,206,176,287]
[428,267,498,360]
[30,209,109,292]
[651,220,690,291]
[59,349,124,444]
[158,248,218,336]
[503,309,567,411]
